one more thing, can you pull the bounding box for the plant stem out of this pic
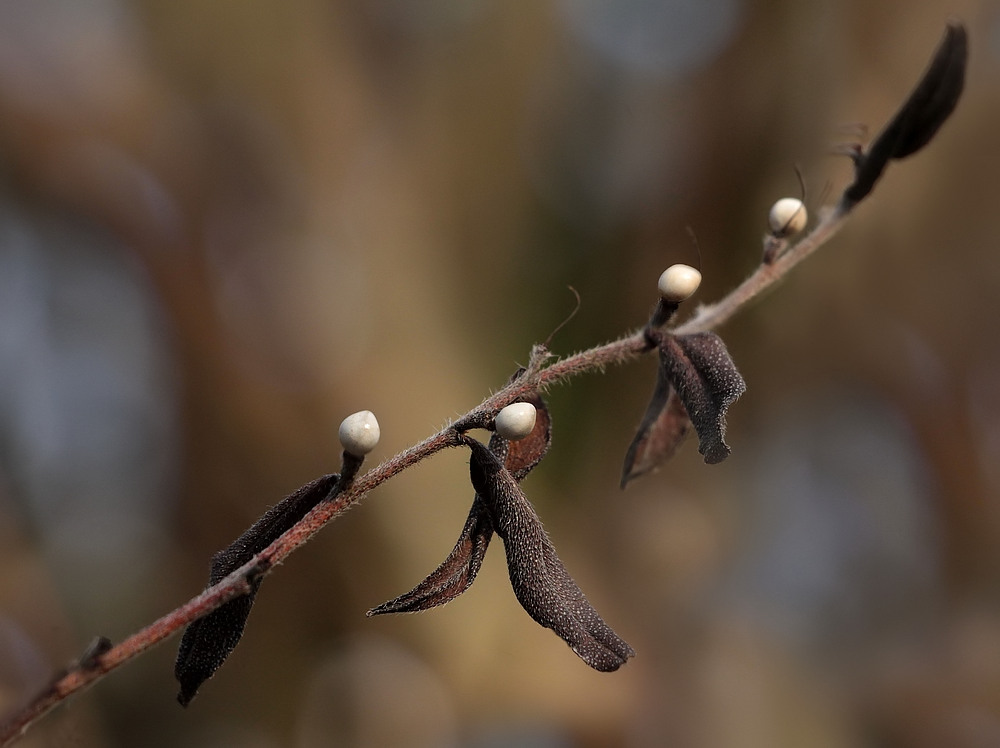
[674,205,848,336]
[0,201,851,747]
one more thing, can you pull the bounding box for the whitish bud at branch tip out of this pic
[768,198,807,237]
[495,402,537,441]
[657,264,702,303]
[339,410,380,456]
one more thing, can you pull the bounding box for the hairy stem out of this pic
[0,199,851,747]
[4,15,971,737]
[674,205,848,336]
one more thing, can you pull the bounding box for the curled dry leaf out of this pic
[623,331,745,482]
[367,498,493,615]
[368,393,552,616]
[660,332,746,465]
[843,22,967,207]
[621,382,691,489]
[175,473,339,706]
[467,439,634,671]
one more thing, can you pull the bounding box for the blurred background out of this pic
[0,1,998,746]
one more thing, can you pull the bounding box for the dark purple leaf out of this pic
[175,473,339,706]
[843,22,967,206]
[468,440,634,671]
[621,365,692,488]
[367,497,493,615]
[368,393,553,616]
[660,332,746,465]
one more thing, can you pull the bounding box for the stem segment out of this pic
[0,200,853,747]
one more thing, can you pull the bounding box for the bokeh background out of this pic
[0,1,998,746]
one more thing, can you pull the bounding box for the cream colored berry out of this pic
[339,410,380,456]
[657,264,702,303]
[768,198,807,236]
[495,402,537,441]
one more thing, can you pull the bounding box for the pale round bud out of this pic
[339,410,380,456]
[495,402,537,441]
[768,198,807,236]
[657,264,702,303]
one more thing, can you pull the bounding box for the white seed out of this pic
[657,264,702,303]
[495,402,537,441]
[339,410,380,456]
[768,197,808,236]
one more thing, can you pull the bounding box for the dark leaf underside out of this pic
[660,332,746,464]
[368,394,552,616]
[174,474,339,706]
[621,372,692,488]
[366,497,493,615]
[468,440,634,671]
[623,331,745,483]
[843,22,967,206]
[660,332,747,464]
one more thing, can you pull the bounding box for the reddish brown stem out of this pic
[0,202,849,747]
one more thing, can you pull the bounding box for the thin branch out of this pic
[0,17,971,739]
[0,200,853,746]
[674,205,848,336]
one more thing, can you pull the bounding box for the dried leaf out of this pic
[367,498,493,615]
[175,473,339,706]
[621,366,692,488]
[174,582,258,708]
[368,392,552,616]
[843,22,967,206]
[660,332,746,465]
[468,440,634,671]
